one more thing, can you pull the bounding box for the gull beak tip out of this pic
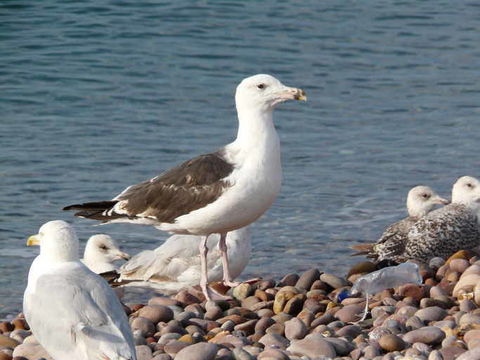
[295,89,307,102]
[27,235,40,246]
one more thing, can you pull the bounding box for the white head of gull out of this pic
[406,185,449,218]
[23,220,136,360]
[63,74,306,300]
[452,176,480,212]
[82,234,130,274]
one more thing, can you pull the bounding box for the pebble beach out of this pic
[3,250,480,360]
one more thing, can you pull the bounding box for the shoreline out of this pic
[1,251,480,360]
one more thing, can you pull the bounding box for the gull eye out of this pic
[257,83,266,90]
[422,193,429,199]
[99,245,108,251]
[466,183,474,189]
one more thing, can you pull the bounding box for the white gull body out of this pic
[64,74,306,299]
[23,220,136,360]
[118,227,251,292]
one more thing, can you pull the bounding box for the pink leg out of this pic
[219,232,241,287]
[199,234,231,301]
[199,235,211,300]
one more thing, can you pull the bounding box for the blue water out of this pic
[2,1,480,318]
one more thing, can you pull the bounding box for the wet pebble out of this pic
[131,317,156,337]
[138,305,174,324]
[378,334,406,352]
[0,336,19,349]
[258,333,289,349]
[135,345,152,360]
[403,326,446,345]
[335,304,364,323]
[295,268,320,291]
[175,342,218,360]
[320,273,349,289]
[415,306,448,323]
[257,348,290,360]
[323,337,354,356]
[287,333,336,358]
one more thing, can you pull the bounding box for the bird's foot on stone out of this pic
[223,277,262,288]
[223,280,241,288]
[206,286,232,301]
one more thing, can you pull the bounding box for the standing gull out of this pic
[82,234,130,274]
[403,176,480,261]
[118,227,251,293]
[23,220,136,360]
[64,74,306,299]
[352,186,449,261]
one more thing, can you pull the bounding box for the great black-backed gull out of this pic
[82,234,130,274]
[64,74,306,300]
[118,227,250,293]
[352,185,448,261]
[403,176,480,261]
[24,221,136,360]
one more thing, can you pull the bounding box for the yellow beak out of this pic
[295,89,307,101]
[27,234,40,246]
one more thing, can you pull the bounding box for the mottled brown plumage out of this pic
[405,203,480,261]
[351,185,449,261]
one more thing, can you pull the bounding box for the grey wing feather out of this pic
[24,265,136,360]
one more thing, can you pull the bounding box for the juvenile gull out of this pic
[118,227,251,293]
[64,74,306,300]
[23,220,136,360]
[403,176,480,261]
[352,185,448,261]
[82,234,130,274]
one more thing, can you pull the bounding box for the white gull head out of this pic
[235,74,306,113]
[406,185,449,218]
[83,234,130,274]
[452,176,480,211]
[27,220,79,263]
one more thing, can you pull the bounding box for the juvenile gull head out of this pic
[406,185,449,218]
[452,176,480,211]
[83,234,130,274]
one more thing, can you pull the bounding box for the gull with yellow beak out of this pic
[24,220,136,360]
[63,74,306,300]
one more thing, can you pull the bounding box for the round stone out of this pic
[334,304,364,323]
[295,268,320,291]
[258,333,289,349]
[287,334,336,358]
[135,345,152,360]
[175,342,218,360]
[284,317,308,340]
[131,317,156,337]
[138,305,174,324]
[415,306,447,323]
[403,326,446,345]
[379,334,406,352]
[320,273,349,289]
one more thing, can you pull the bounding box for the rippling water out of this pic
[2,1,480,318]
